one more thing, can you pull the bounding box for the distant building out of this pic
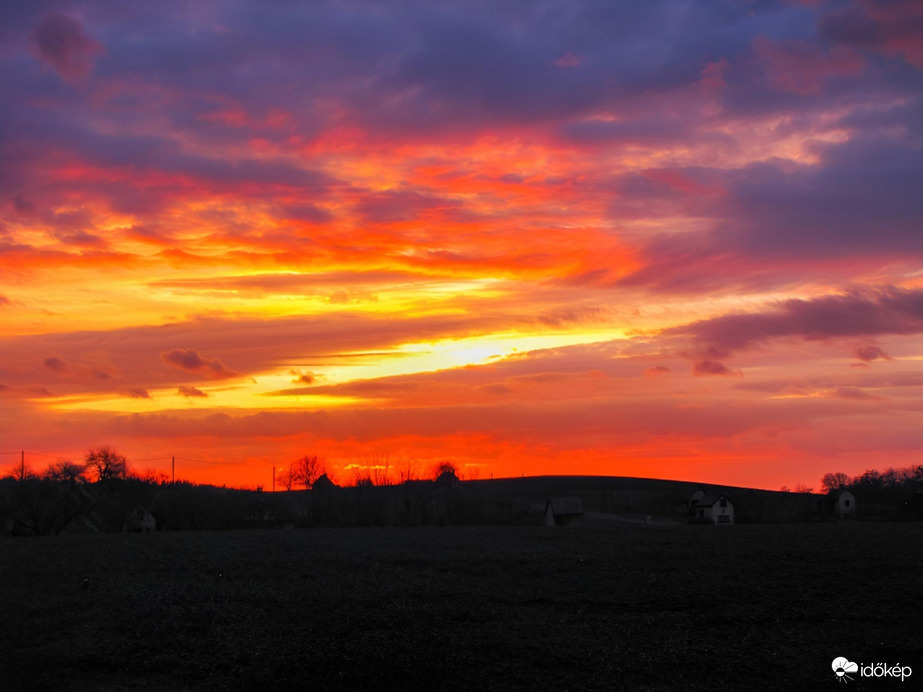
[690,493,734,524]
[827,489,856,518]
[544,497,583,527]
[312,474,338,491]
[123,506,156,533]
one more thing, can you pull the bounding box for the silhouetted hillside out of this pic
[5,472,916,536]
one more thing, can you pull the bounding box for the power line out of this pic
[175,456,240,466]
[4,450,248,478]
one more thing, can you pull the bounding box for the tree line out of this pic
[819,465,923,495]
[1,446,466,536]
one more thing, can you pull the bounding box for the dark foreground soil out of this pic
[1,522,920,691]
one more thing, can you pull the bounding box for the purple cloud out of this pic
[162,348,238,379]
[675,287,923,354]
[43,356,67,372]
[855,345,891,362]
[692,360,741,377]
[178,386,208,398]
[31,13,103,83]
[12,195,35,214]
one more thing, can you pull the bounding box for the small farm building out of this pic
[829,489,856,518]
[312,474,338,491]
[544,497,584,527]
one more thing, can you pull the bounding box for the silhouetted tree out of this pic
[821,472,850,493]
[137,468,170,485]
[292,455,324,490]
[84,446,128,482]
[6,457,35,483]
[434,461,460,486]
[277,465,294,492]
[4,477,95,535]
[395,457,421,483]
[434,461,458,479]
[355,452,393,486]
[912,465,923,490]
[43,459,87,484]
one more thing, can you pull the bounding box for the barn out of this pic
[544,497,584,527]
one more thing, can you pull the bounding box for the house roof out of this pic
[545,497,583,516]
[827,489,854,499]
[312,474,338,490]
[692,494,731,508]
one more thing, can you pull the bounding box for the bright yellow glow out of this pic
[44,386,366,413]
[312,329,631,384]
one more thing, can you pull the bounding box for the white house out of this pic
[691,493,734,524]
[832,489,856,518]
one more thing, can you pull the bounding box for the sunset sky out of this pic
[2,0,922,489]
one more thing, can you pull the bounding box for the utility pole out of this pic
[19,450,25,482]
[172,455,175,485]
[272,466,275,492]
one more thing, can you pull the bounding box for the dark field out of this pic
[1,523,920,690]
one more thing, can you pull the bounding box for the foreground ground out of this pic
[1,522,920,690]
